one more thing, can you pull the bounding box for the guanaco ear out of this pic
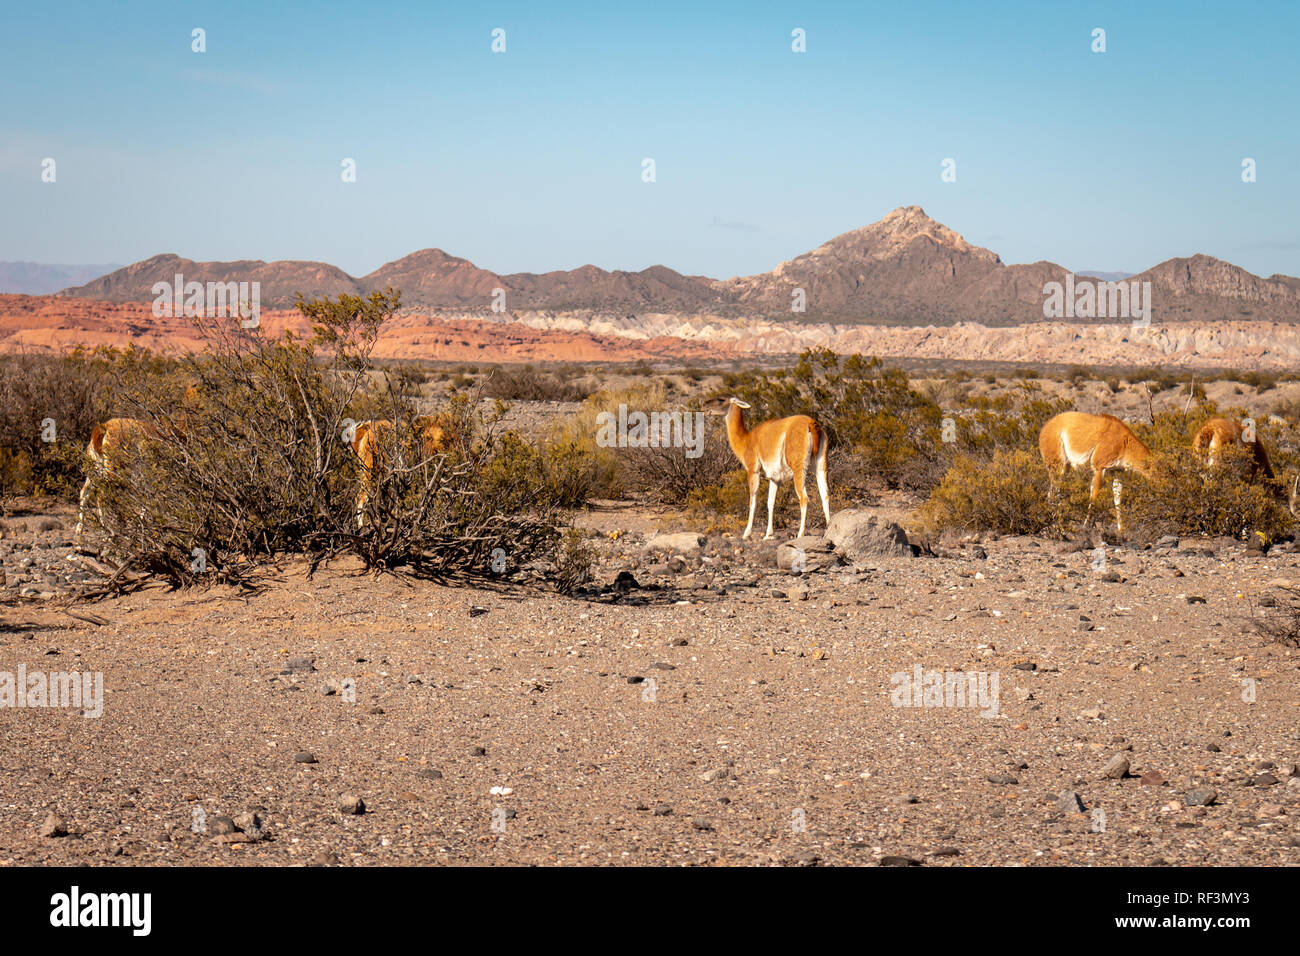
[729,397,751,409]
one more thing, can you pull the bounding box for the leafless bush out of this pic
[481,364,593,402]
[620,412,733,503]
[1250,591,1300,647]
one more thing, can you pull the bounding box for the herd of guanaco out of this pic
[75,391,1295,547]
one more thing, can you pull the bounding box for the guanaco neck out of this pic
[725,404,749,458]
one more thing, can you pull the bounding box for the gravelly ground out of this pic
[3,497,1300,867]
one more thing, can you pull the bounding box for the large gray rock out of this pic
[825,509,914,561]
[776,536,840,572]
[645,532,705,553]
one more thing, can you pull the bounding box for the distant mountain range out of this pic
[0,262,121,295]
[55,207,1300,326]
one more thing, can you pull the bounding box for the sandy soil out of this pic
[3,495,1299,867]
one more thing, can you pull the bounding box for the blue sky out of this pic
[2,0,1297,279]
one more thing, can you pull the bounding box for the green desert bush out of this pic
[917,449,1074,535]
[718,348,943,494]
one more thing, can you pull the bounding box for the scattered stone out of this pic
[281,656,316,675]
[646,533,705,553]
[338,793,366,815]
[691,818,713,831]
[39,813,67,838]
[825,509,915,562]
[1103,755,1131,779]
[209,814,237,835]
[776,536,838,572]
[879,855,922,866]
[1140,771,1165,786]
[417,769,443,780]
[213,832,257,845]
[1185,788,1218,807]
[233,812,264,835]
[294,751,318,764]
[1057,791,1087,813]
[987,774,1019,785]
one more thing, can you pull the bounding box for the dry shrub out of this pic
[1251,591,1300,647]
[86,302,381,584]
[719,348,943,495]
[481,364,593,402]
[916,449,1073,535]
[0,348,176,503]
[1124,445,1294,542]
[544,382,667,501]
[80,290,587,590]
[353,409,573,581]
[552,527,595,595]
[619,411,734,503]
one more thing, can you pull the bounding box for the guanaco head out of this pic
[718,396,751,419]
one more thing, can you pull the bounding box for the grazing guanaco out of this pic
[1039,411,1152,532]
[76,386,200,542]
[723,397,830,540]
[1192,417,1275,481]
[350,415,458,528]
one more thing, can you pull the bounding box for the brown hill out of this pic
[59,207,1300,326]
[70,253,361,306]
